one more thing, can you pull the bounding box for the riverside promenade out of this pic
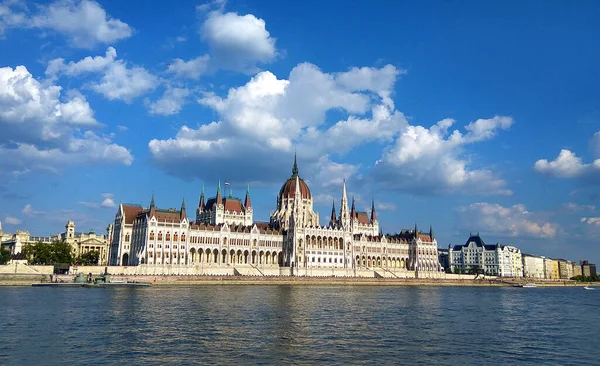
[0,273,581,287]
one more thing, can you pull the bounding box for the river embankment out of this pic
[0,273,584,287]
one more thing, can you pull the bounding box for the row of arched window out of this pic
[149,231,186,242]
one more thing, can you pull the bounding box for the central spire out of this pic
[292,151,298,177]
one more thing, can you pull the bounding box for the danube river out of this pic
[0,285,598,365]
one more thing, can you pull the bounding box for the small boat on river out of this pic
[584,285,595,290]
[32,273,150,288]
[513,283,537,288]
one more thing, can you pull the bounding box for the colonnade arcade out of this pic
[188,247,283,266]
[355,255,407,269]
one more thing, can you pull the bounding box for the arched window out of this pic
[166,232,171,241]
[149,252,153,257]
[181,234,186,242]
[125,234,130,242]
[174,233,178,241]
[158,232,163,240]
[149,231,155,240]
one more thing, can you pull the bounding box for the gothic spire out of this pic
[245,184,251,208]
[371,199,377,222]
[430,224,434,240]
[216,179,223,205]
[330,199,337,224]
[350,196,356,218]
[292,151,298,177]
[414,222,418,238]
[180,198,187,220]
[150,192,155,208]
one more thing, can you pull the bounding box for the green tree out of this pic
[0,247,11,264]
[22,240,73,265]
[76,251,100,266]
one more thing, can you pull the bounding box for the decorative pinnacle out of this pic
[292,151,298,176]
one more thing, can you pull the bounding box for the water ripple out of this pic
[0,286,599,365]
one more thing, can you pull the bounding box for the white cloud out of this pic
[46,46,117,77]
[21,203,37,216]
[581,217,600,226]
[148,87,190,116]
[4,215,21,225]
[166,55,210,79]
[78,193,117,209]
[101,193,116,208]
[564,203,595,212]
[149,63,401,185]
[201,9,277,73]
[0,65,133,174]
[31,0,132,48]
[92,61,158,103]
[46,47,159,103]
[1,0,131,48]
[534,130,600,181]
[117,125,128,131]
[534,149,600,179]
[375,202,396,211]
[457,202,558,239]
[373,116,513,195]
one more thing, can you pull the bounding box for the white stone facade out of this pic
[522,254,545,278]
[110,156,444,277]
[449,234,522,277]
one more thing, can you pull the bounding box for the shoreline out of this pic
[0,274,587,287]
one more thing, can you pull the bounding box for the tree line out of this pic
[19,240,101,266]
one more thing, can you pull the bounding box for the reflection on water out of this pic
[0,286,598,365]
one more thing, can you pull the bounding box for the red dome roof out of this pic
[279,176,311,200]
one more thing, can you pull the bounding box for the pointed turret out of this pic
[350,196,356,219]
[149,193,156,218]
[180,198,187,220]
[216,180,223,205]
[370,199,377,222]
[292,151,299,177]
[339,179,350,228]
[330,199,337,225]
[429,224,434,240]
[414,222,418,238]
[199,185,205,211]
[244,184,251,209]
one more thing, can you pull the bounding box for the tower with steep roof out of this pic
[180,198,187,221]
[339,179,350,229]
[330,199,337,227]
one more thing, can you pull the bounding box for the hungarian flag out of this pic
[224,181,231,186]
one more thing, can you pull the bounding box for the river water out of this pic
[0,285,598,365]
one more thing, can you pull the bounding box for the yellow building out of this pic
[551,259,560,279]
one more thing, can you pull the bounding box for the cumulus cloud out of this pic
[46,46,117,77]
[201,9,277,74]
[100,193,116,208]
[457,202,558,239]
[373,116,514,195]
[1,0,132,48]
[4,216,21,225]
[46,47,158,103]
[564,203,596,212]
[534,149,600,179]
[0,65,133,175]
[165,5,278,79]
[147,87,190,115]
[78,193,117,209]
[149,63,402,186]
[166,55,210,79]
[581,217,600,227]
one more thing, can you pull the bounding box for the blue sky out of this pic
[1,0,599,263]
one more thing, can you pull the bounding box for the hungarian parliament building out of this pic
[108,156,444,277]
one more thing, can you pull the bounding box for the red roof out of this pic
[279,176,311,200]
[122,204,143,225]
[356,212,370,225]
[224,198,244,213]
